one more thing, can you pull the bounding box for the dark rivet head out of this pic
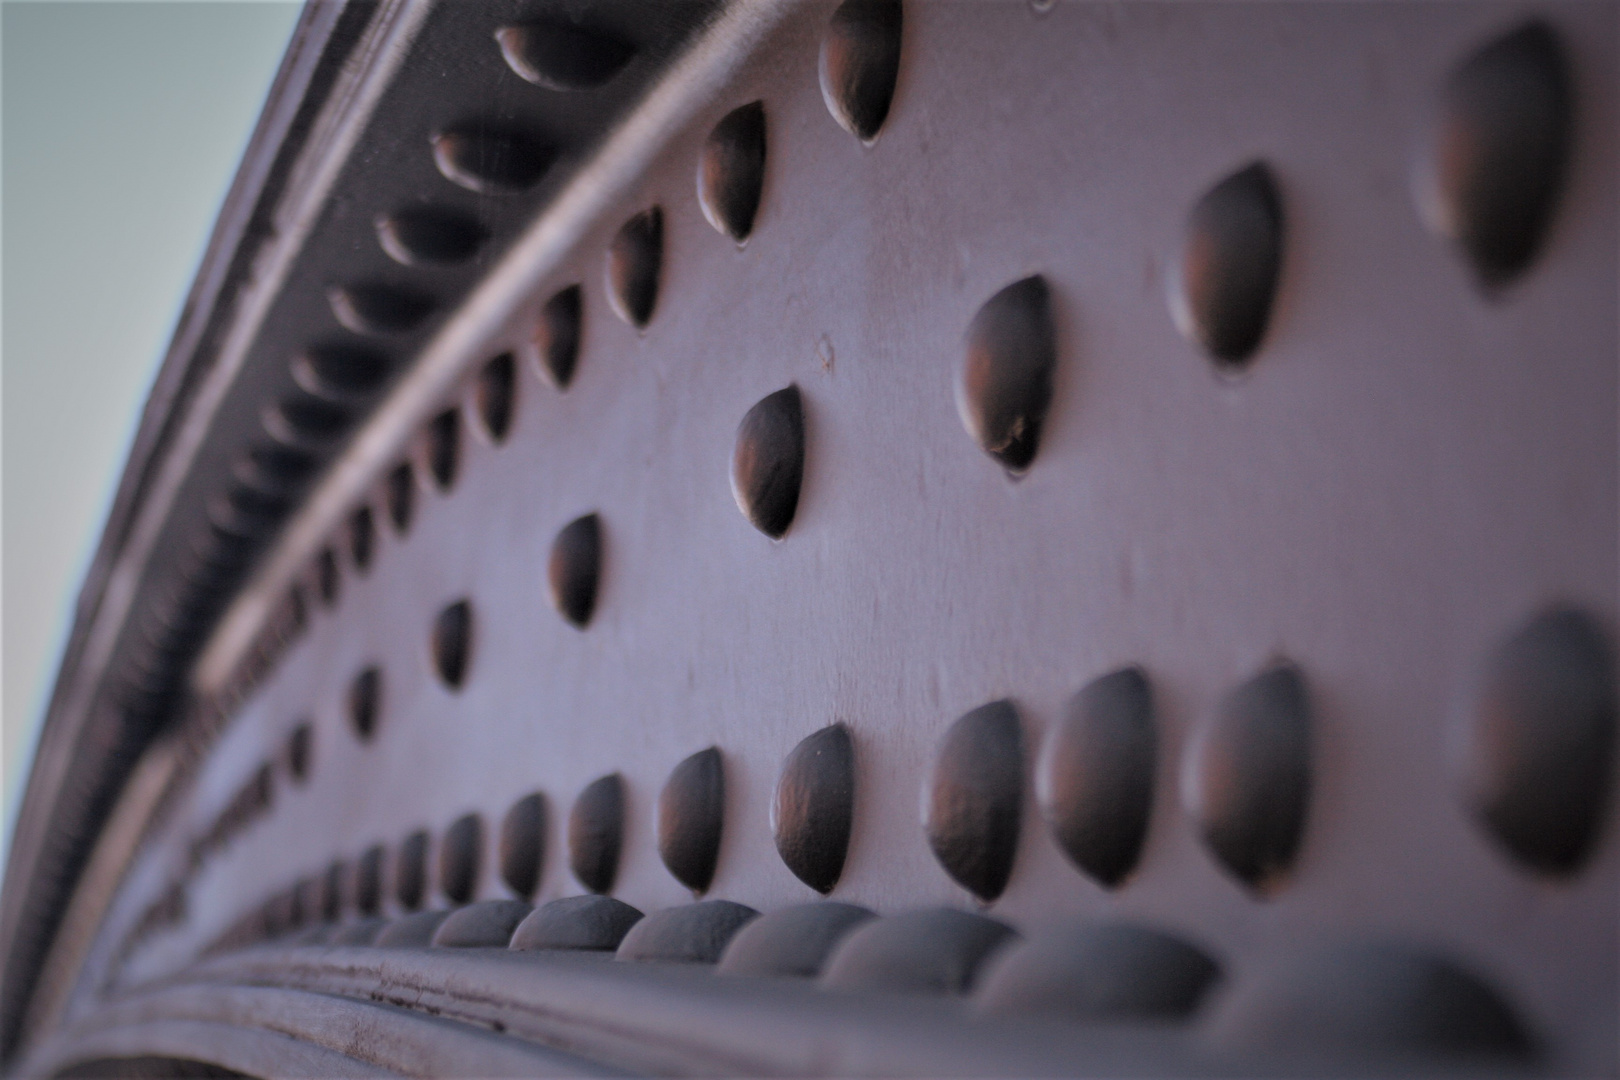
[615,900,760,964]
[440,813,484,906]
[232,444,316,498]
[207,486,287,540]
[773,724,854,893]
[1184,663,1312,892]
[820,0,902,142]
[1418,21,1572,290]
[659,747,725,894]
[976,922,1221,1021]
[385,462,414,534]
[1169,161,1285,368]
[419,408,459,492]
[476,353,516,443]
[1208,941,1535,1061]
[1037,666,1156,887]
[395,829,430,911]
[821,908,1017,995]
[348,505,374,573]
[262,395,351,452]
[316,547,341,607]
[431,599,473,690]
[500,792,549,900]
[432,899,532,948]
[511,894,643,951]
[717,902,874,978]
[534,285,582,390]
[321,860,345,922]
[958,275,1057,472]
[548,513,603,629]
[327,283,435,336]
[606,207,662,329]
[925,700,1024,902]
[699,101,767,242]
[1463,606,1614,875]
[376,909,449,948]
[569,773,625,894]
[731,385,805,539]
[285,722,313,785]
[376,205,487,267]
[351,845,385,917]
[349,666,381,741]
[291,345,391,403]
[332,917,386,947]
[431,127,555,195]
[495,22,634,91]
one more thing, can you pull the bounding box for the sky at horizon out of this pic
[2,0,301,860]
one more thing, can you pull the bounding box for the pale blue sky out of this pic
[2,1,300,846]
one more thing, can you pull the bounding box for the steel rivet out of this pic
[431,600,473,690]
[495,22,634,90]
[606,207,662,329]
[820,0,903,142]
[699,101,767,242]
[285,722,312,785]
[262,395,351,452]
[352,844,385,916]
[1418,21,1572,289]
[321,860,345,923]
[395,830,430,911]
[348,666,381,742]
[569,773,625,894]
[500,792,549,900]
[1169,162,1285,368]
[476,353,516,443]
[327,283,435,336]
[376,205,487,267]
[511,895,643,951]
[958,276,1057,472]
[925,700,1024,902]
[976,922,1220,1021]
[432,899,532,948]
[615,900,759,964]
[659,747,725,894]
[1037,667,1156,887]
[420,408,460,492]
[1183,663,1311,892]
[440,813,483,906]
[291,345,391,403]
[548,513,602,629]
[385,462,414,534]
[731,385,805,539]
[376,909,449,948]
[717,902,874,978]
[773,724,854,894]
[534,285,582,390]
[348,505,374,573]
[1463,607,1614,875]
[821,908,1017,995]
[233,444,316,499]
[316,547,340,607]
[431,127,555,195]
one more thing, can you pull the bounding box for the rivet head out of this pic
[439,813,484,906]
[495,22,634,91]
[659,747,726,894]
[376,909,449,948]
[291,345,391,403]
[820,0,902,142]
[431,127,555,195]
[976,922,1221,1021]
[535,285,582,390]
[431,599,473,690]
[821,908,1017,995]
[348,666,381,741]
[233,444,316,499]
[396,830,430,911]
[925,700,1024,902]
[1183,664,1311,892]
[1208,941,1534,1061]
[773,724,855,894]
[419,408,459,491]
[316,547,341,606]
[376,205,486,267]
[606,207,663,329]
[511,894,643,952]
[431,899,532,948]
[615,900,760,964]
[1169,161,1285,368]
[1037,667,1156,887]
[262,395,351,452]
[320,860,344,922]
[958,276,1057,472]
[285,722,313,785]
[569,773,625,894]
[327,283,435,336]
[1463,607,1614,875]
[731,385,805,539]
[385,462,414,535]
[717,902,874,978]
[475,353,516,443]
[348,505,374,573]
[699,101,767,242]
[548,513,603,629]
[499,792,548,900]
[352,844,384,915]
[1418,21,1572,290]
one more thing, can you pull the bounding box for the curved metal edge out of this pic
[0,1,387,1062]
[16,1018,392,1080]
